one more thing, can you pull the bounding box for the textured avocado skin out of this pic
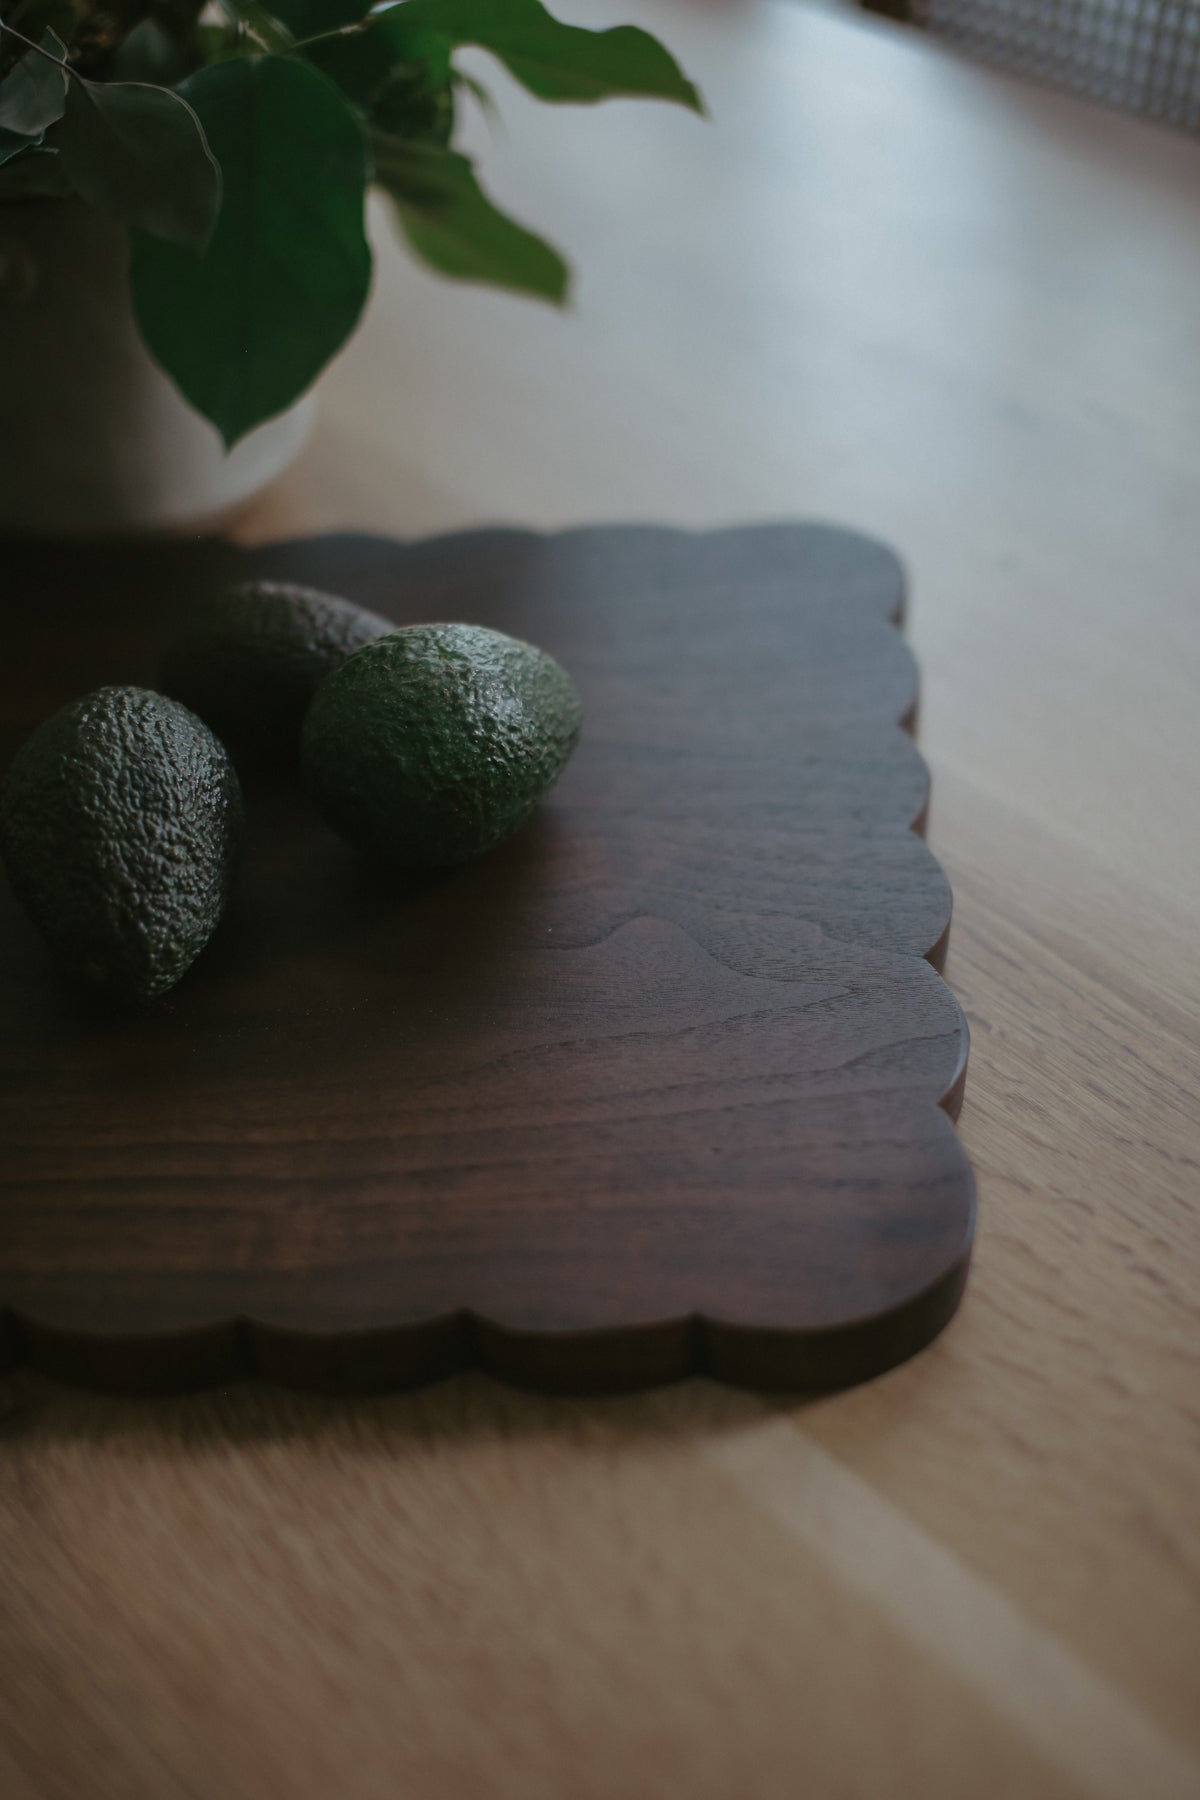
[300,624,583,868]
[0,686,244,1000]
[159,581,394,766]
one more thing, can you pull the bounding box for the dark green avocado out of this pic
[159,580,394,766]
[0,686,244,1001]
[300,624,583,868]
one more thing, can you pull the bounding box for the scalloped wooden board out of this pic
[0,524,974,1394]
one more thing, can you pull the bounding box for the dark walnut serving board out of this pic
[0,524,974,1394]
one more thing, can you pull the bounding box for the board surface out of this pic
[0,524,974,1393]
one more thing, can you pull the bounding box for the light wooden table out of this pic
[3,2,1199,1795]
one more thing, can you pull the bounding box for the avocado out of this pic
[159,580,394,767]
[300,624,582,867]
[0,686,244,1000]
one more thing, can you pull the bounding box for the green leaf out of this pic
[309,18,455,142]
[131,56,373,447]
[266,0,371,38]
[0,139,71,192]
[113,18,188,86]
[310,18,448,105]
[59,79,221,253]
[0,0,74,70]
[388,0,704,109]
[193,20,243,64]
[0,122,41,165]
[0,30,67,136]
[453,68,497,125]
[372,133,567,302]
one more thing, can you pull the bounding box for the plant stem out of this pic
[0,21,77,81]
[290,22,371,51]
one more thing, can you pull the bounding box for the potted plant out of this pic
[0,0,701,532]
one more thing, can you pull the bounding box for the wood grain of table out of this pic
[2,2,1198,1795]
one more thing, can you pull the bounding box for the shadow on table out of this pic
[0,1367,813,1449]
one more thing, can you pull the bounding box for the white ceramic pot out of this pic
[0,199,315,536]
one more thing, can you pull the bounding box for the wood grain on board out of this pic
[0,524,972,1393]
[2,0,1199,1791]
